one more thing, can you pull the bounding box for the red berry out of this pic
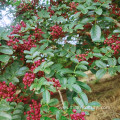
[72,109,77,113]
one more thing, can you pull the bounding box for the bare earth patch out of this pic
[85,73,120,120]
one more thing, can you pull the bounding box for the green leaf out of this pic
[16,67,29,76]
[70,57,79,63]
[95,60,107,68]
[35,77,46,91]
[41,117,52,120]
[108,58,117,66]
[74,24,84,30]
[113,29,120,33]
[49,99,59,106]
[90,25,101,42]
[77,5,88,14]
[108,67,116,75]
[118,57,120,64]
[95,8,102,15]
[0,104,11,111]
[60,77,67,88]
[112,118,120,120]
[77,65,87,70]
[93,53,103,58]
[63,101,68,110]
[77,81,91,92]
[47,85,56,92]
[44,68,51,74]
[13,110,23,115]
[15,104,24,110]
[66,90,77,104]
[0,46,13,55]
[60,68,73,75]
[68,77,76,84]
[24,50,31,54]
[72,84,82,93]
[10,102,17,107]
[12,77,19,83]
[98,17,113,22]
[32,51,40,58]
[25,55,32,59]
[56,110,62,120]
[66,52,74,58]
[96,69,107,79]
[76,49,81,55]
[44,62,54,68]
[79,92,88,105]
[75,71,87,77]
[0,112,12,119]
[30,83,37,91]
[59,50,67,56]
[117,65,120,72]
[73,97,84,108]
[43,90,50,104]
[88,101,101,107]
[80,61,89,65]
[0,55,10,62]
[49,107,59,115]
[12,115,21,120]
[70,45,76,53]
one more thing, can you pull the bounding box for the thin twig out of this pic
[58,89,64,107]
[111,17,120,28]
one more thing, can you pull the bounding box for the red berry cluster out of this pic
[88,56,99,66]
[50,0,59,6]
[16,2,35,16]
[61,13,68,19]
[104,34,120,54]
[23,73,35,89]
[46,78,61,90]
[103,30,110,37]
[24,99,42,120]
[70,109,86,120]
[69,2,79,11]
[50,25,65,40]
[0,81,16,101]
[10,23,23,35]
[76,54,88,62]
[47,6,55,17]
[110,4,120,16]
[33,28,44,40]
[94,0,100,2]
[30,60,44,77]
[83,23,92,29]
[8,21,44,53]
[9,94,30,103]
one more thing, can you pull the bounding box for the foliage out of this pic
[0,0,120,120]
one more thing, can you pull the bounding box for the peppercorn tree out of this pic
[0,0,120,120]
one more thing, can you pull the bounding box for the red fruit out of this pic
[72,109,77,113]
[81,112,85,116]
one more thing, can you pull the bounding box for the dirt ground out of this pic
[85,72,120,120]
[51,72,120,120]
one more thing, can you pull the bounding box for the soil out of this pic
[85,72,120,120]
[51,71,120,120]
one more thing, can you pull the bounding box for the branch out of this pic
[58,89,64,107]
[111,17,120,28]
[77,30,90,36]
